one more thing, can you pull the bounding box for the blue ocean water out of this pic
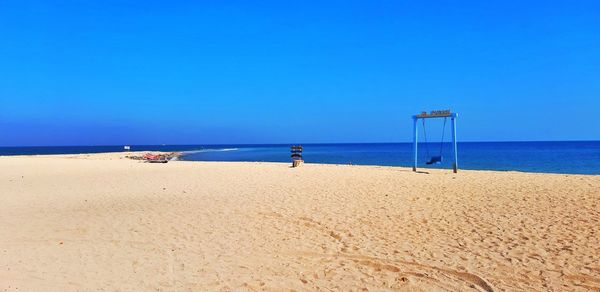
[1,142,599,174]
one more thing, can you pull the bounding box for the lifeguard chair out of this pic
[291,145,303,167]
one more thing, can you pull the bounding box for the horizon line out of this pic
[2,139,600,148]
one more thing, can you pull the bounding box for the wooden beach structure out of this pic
[291,145,303,167]
[412,110,459,173]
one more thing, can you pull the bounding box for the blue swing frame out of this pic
[412,110,459,173]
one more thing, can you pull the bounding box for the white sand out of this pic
[1,152,599,291]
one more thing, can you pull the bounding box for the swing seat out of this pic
[426,156,442,165]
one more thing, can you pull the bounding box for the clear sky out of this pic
[1,1,599,146]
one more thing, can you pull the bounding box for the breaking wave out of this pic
[181,148,239,155]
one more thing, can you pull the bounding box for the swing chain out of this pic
[421,119,431,157]
[439,117,447,156]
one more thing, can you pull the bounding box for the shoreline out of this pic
[4,151,599,176]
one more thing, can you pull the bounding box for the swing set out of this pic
[412,110,458,173]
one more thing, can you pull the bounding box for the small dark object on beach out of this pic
[146,159,168,163]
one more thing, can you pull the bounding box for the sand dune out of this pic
[1,152,599,291]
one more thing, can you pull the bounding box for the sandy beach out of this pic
[0,152,599,291]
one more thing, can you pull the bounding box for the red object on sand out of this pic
[143,153,161,160]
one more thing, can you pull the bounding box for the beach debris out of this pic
[125,152,181,163]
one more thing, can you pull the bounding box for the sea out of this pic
[1,141,599,175]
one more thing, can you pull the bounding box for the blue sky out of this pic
[1,1,599,146]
